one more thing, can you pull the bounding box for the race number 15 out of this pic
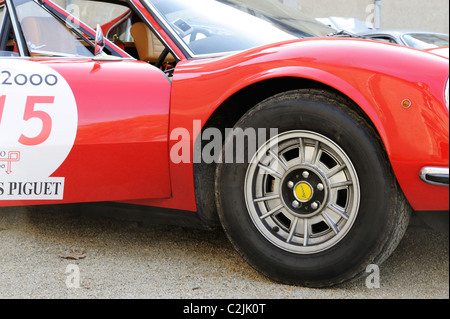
[0,95,54,146]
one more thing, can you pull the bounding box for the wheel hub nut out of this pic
[311,202,320,210]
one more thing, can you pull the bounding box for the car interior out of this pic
[124,20,175,63]
[97,2,177,72]
[0,0,178,75]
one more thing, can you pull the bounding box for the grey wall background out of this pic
[280,0,449,34]
[54,0,449,35]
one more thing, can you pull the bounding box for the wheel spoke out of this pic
[253,194,280,203]
[328,204,349,220]
[326,164,346,178]
[311,140,320,164]
[260,204,283,220]
[258,164,283,179]
[303,219,309,247]
[268,150,289,170]
[330,181,353,188]
[287,217,299,243]
[322,212,340,234]
[299,137,305,163]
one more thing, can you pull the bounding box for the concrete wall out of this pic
[280,0,449,34]
[54,0,449,35]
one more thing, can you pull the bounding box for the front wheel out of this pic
[215,89,411,287]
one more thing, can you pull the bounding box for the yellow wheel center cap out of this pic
[295,182,313,202]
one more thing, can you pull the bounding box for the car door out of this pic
[0,0,172,206]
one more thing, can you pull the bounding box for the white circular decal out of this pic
[0,60,77,200]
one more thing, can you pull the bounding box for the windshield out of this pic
[402,33,450,50]
[146,0,334,56]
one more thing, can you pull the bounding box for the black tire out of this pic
[215,89,411,288]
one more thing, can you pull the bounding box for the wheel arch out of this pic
[194,74,393,228]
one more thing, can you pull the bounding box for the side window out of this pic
[0,3,19,56]
[53,0,136,56]
[53,0,175,65]
[0,2,4,23]
[13,0,94,57]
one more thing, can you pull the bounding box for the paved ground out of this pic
[0,205,448,299]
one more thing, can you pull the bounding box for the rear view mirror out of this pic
[94,24,105,55]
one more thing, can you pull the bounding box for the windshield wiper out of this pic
[328,30,364,38]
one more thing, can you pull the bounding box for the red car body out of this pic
[1,20,448,211]
[0,0,448,287]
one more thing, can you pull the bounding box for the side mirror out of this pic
[94,24,105,55]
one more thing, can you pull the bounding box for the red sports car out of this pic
[0,0,448,288]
